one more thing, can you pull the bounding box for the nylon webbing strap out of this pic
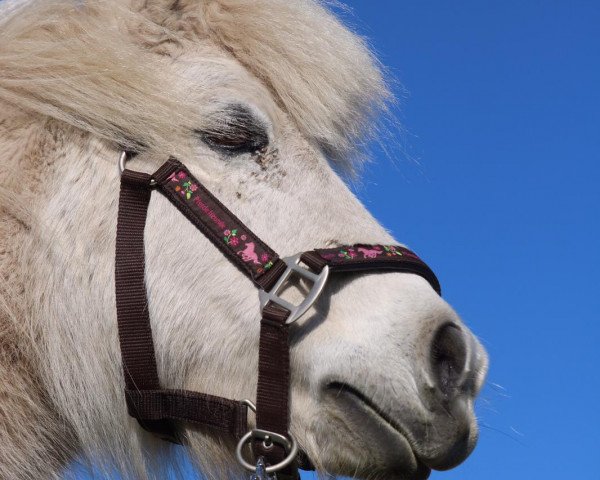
[302,245,441,294]
[116,169,248,443]
[115,169,177,440]
[125,389,247,438]
[152,159,286,291]
[254,303,297,477]
[116,170,160,391]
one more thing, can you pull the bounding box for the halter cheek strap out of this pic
[115,158,441,479]
[116,169,249,442]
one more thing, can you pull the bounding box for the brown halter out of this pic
[115,155,441,479]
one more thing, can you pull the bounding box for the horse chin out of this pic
[307,384,432,480]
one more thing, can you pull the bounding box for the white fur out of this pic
[0,1,488,479]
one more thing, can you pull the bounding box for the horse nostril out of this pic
[430,323,468,397]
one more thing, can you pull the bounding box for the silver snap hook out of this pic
[249,457,276,480]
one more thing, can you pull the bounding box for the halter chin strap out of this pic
[115,157,441,478]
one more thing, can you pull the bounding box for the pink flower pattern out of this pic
[166,168,275,275]
[338,247,357,260]
[324,245,412,262]
[383,245,403,257]
[170,173,198,200]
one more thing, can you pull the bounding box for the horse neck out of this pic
[0,108,76,479]
[0,111,191,479]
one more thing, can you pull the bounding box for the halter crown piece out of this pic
[115,154,441,479]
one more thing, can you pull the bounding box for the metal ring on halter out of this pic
[241,399,257,414]
[236,428,298,474]
[118,151,157,187]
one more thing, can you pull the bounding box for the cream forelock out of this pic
[0,0,390,171]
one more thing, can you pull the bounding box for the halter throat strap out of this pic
[115,158,441,478]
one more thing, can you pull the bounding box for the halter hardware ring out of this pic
[118,151,157,187]
[241,399,257,414]
[241,400,274,450]
[236,428,298,474]
[259,253,329,324]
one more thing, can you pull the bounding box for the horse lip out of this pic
[327,381,414,440]
[326,381,431,479]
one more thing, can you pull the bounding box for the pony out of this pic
[0,1,488,478]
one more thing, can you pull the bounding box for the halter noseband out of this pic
[115,155,441,479]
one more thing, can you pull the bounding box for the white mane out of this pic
[0,0,389,167]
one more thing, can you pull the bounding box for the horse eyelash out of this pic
[195,104,269,156]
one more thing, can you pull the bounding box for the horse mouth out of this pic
[326,381,431,479]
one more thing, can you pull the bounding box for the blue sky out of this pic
[331,1,599,479]
[65,1,599,479]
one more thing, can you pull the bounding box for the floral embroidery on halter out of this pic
[167,170,273,273]
[169,170,198,199]
[224,228,240,246]
[338,245,404,259]
[320,244,411,263]
[337,247,357,259]
[383,245,404,256]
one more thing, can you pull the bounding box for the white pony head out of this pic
[0,1,488,479]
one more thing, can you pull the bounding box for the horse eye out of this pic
[198,105,269,155]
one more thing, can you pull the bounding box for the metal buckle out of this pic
[259,253,329,324]
[236,428,298,474]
